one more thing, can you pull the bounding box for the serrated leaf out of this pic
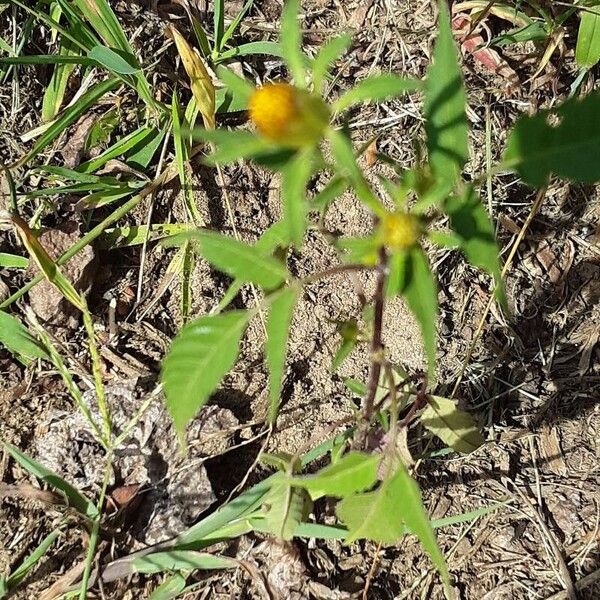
[88,45,140,74]
[280,0,306,86]
[328,129,382,214]
[214,221,291,314]
[289,452,380,500]
[385,250,407,297]
[333,74,422,112]
[421,395,484,454]
[2,442,97,518]
[312,34,352,93]
[168,25,215,129]
[504,90,600,186]
[445,187,505,308]
[336,470,406,544]
[258,477,312,540]
[281,149,314,247]
[576,5,600,68]
[161,311,249,438]
[0,311,48,363]
[266,287,298,423]
[392,465,453,599]
[193,129,273,164]
[183,230,288,290]
[337,466,452,598]
[400,247,438,382]
[424,0,468,186]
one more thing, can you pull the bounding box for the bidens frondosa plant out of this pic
[159,0,593,596]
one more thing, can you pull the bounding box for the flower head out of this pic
[248,82,329,147]
[380,211,421,251]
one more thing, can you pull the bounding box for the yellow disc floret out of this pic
[248,82,330,147]
[380,211,421,251]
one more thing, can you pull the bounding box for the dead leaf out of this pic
[167,25,215,129]
[452,14,519,94]
[364,139,378,168]
[61,113,97,168]
[347,0,375,29]
[538,425,567,477]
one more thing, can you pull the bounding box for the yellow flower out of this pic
[380,212,421,251]
[248,82,329,147]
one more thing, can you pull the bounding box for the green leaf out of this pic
[217,40,286,62]
[328,129,383,215]
[42,37,78,122]
[266,287,298,423]
[73,0,130,50]
[132,551,236,575]
[0,311,48,362]
[337,466,452,598]
[385,250,407,297]
[17,77,119,168]
[392,465,453,599]
[88,45,140,74]
[213,0,225,49]
[100,224,192,248]
[77,126,161,173]
[213,221,291,314]
[312,34,352,93]
[215,65,253,104]
[421,395,484,454]
[281,149,314,247]
[182,230,288,290]
[445,187,505,308]
[2,442,97,518]
[147,573,187,600]
[126,126,167,170]
[504,89,600,185]
[399,247,438,381]
[281,0,306,86]
[0,252,28,268]
[576,5,600,68]
[219,0,254,51]
[333,74,422,112]
[257,477,312,540]
[5,528,62,589]
[424,0,468,186]
[193,129,273,164]
[85,107,119,150]
[336,470,406,544]
[161,311,249,438]
[289,452,380,500]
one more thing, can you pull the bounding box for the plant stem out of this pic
[78,454,112,600]
[356,248,387,448]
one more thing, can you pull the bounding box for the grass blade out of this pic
[15,76,119,168]
[2,442,97,518]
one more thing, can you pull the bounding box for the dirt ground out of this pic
[1,0,599,599]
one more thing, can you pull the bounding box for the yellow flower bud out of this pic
[248,82,329,147]
[380,212,421,251]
